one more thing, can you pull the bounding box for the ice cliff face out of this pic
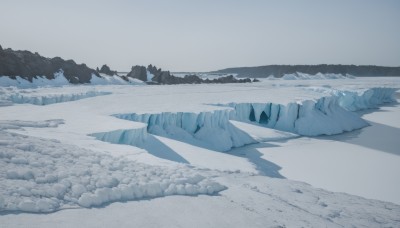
[1,90,111,106]
[335,88,397,111]
[91,87,397,152]
[113,110,256,151]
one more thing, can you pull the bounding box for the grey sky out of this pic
[1,0,399,72]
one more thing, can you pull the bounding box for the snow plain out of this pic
[0,76,399,227]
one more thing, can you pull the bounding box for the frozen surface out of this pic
[0,77,400,227]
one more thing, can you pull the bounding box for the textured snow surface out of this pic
[0,122,225,213]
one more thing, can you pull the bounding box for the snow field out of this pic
[0,122,226,213]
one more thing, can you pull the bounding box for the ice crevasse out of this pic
[92,87,398,151]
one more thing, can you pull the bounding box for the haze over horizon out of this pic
[1,0,399,72]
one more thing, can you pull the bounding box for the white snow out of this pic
[91,73,145,85]
[0,71,70,88]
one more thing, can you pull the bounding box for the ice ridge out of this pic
[91,88,397,151]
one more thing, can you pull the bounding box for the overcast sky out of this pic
[0,0,399,72]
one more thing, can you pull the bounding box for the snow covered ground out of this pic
[0,77,399,227]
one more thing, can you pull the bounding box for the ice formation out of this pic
[0,121,226,213]
[90,128,149,148]
[0,89,111,106]
[91,87,398,151]
[113,110,256,151]
[335,88,398,111]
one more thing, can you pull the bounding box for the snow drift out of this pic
[0,71,144,88]
[0,71,72,88]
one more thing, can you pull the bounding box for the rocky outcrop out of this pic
[127,65,147,81]
[97,64,117,76]
[147,64,161,76]
[0,46,99,83]
[214,64,400,78]
[145,65,253,85]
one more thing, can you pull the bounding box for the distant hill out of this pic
[213,65,400,78]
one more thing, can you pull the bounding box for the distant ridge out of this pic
[213,64,400,78]
[0,45,253,85]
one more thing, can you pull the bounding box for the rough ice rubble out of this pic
[0,119,64,130]
[0,122,226,213]
[92,87,398,151]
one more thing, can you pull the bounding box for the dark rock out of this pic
[0,46,99,83]
[252,78,260,82]
[183,74,202,84]
[147,64,161,76]
[98,64,117,76]
[152,71,174,84]
[127,65,147,82]
[145,64,253,85]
